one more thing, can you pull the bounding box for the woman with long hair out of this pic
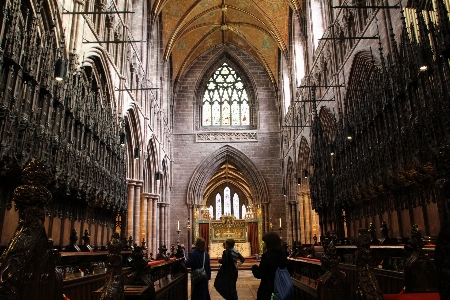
[251,232,287,300]
[185,237,212,300]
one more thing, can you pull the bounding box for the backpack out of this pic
[271,267,294,300]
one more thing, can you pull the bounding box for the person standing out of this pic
[185,237,211,300]
[251,232,288,300]
[226,239,245,268]
[216,239,244,300]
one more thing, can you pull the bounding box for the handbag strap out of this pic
[202,252,205,268]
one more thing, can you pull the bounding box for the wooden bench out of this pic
[289,241,350,300]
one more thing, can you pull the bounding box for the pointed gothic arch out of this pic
[187,145,269,206]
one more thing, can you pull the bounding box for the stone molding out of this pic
[195,131,257,142]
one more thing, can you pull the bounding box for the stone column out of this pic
[289,202,294,245]
[127,180,136,241]
[162,203,167,246]
[294,201,300,242]
[140,193,149,247]
[133,181,142,245]
[158,203,163,247]
[146,195,152,251]
[152,196,158,254]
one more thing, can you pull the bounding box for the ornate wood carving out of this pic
[99,232,124,300]
[0,159,62,300]
[354,229,383,300]
[404,224,437,292]
[318,241,350,300]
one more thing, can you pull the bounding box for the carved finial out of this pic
[108,232,123,255]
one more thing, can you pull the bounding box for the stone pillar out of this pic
[294,201,300,242]
[289,202,294,245]
[133,182,142,245]
[140,193,148,247]
[158,203,163,247]
[162,203,167,246]
[146,195,152,251]
[152,197,158,253]
[127,181,135,241]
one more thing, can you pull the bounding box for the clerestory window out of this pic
[202,63,250,127]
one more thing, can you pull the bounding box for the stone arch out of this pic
[187,145,269,206]
[144,137,159,193]
[286,156,296,202]
[124,107,142,180]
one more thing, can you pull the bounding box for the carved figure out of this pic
[80,229,93,252]
[318,241,349,300]
[65,229,81,252]
[380,221,391,245]
[0,159,62,300]
[354,228,383,300]
[369,223,378,245]
[99,232,124,300]
[156,244,169,261]
[404,224,437,293]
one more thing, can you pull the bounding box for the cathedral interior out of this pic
[0,0,450,298]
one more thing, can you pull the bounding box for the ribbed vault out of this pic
[187,145,269,205]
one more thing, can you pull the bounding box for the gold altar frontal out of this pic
[208,216,250,258]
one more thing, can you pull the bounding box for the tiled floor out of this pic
[188,270,261,300]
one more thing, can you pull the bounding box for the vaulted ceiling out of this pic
[152,0,302,84]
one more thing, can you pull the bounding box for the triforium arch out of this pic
[192,51,258,129]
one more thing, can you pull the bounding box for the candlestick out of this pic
[176,229,181,245]
[177,221,179,230]
[279,218,281,228]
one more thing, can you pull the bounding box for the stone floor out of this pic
[188,270,261,300]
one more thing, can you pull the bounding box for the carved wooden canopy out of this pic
[152,0,302,83]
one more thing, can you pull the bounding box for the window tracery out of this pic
[202,63,250,127]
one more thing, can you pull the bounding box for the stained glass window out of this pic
[233,193,240,219]
[224,187,231,215]
[242,204,246,219]
[202,63,250,126]
[216,193,222,220]
[209,205,214,220]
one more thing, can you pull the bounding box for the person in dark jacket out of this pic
[215,239,243,300]
[185,237,212,300]
[251,232,288,300]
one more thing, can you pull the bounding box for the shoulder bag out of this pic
[191,252,207,284]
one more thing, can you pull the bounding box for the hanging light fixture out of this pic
[120,131,126,147]
[282,187,287,197]
[54,57,66,82]
[304,169,308,179]
[156,171,162,181]
[330,144,335,156]
[134,147,140,159]
[417,49,428,72]
[297,177,301,185]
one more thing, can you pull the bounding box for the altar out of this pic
[209,242,251,259]
[195,214,262,258]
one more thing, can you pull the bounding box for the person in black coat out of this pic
[215,239,241,300]
[185,237,212,300]
[251,232,288,300]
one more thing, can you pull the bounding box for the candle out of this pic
[177,221,180,230]
[279,218,282,228]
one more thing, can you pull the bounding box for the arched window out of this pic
[209,205,214,220]
[202,63,250,126]
[233,193,240,219]
[216,193,222,220]
[242,204,246,219]
[224,187,231,215]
